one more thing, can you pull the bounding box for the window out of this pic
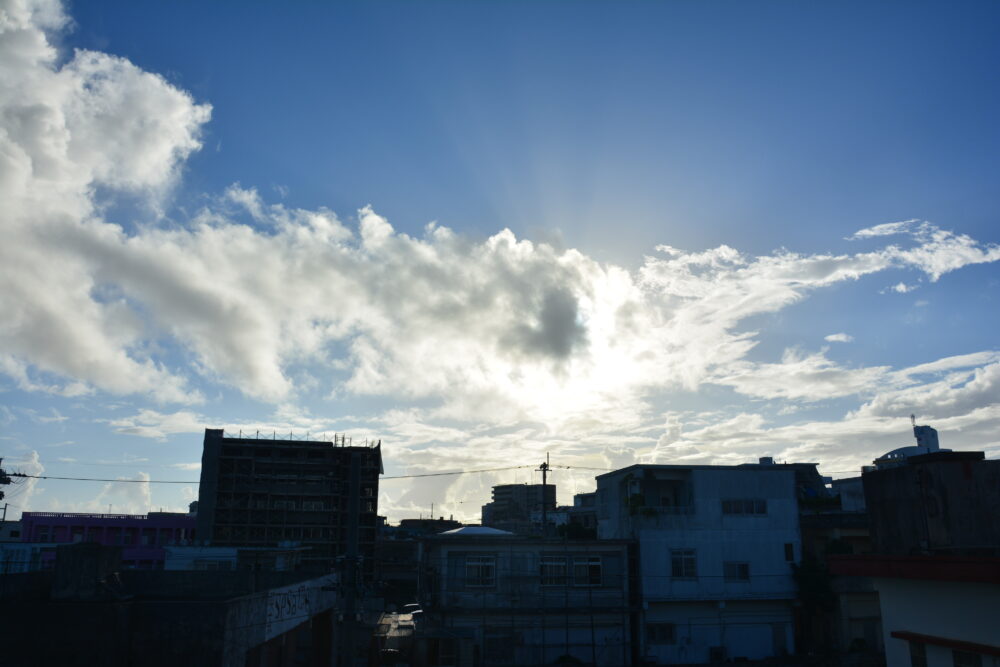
[909,642,927,667]
[435,639,458,666]
[194,559,233,571]
[484,635,514,663]
[722,499,767,515]
[784,543,795,561]
[540,556,567,586]
[466,555,496,587]
[952,651,982,667]
[647,623,676,644]
[573,556,602,586]
[724,561,750,581]
[671,549,697,579]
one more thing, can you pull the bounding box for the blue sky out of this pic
[2,0,999,521]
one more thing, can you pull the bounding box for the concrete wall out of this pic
[439,612,631,666]
[863,454,1000,555]
[642,600,793,664]
[875,578,1000,667]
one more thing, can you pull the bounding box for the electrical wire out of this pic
[10,473,194,484]
[9,464,545,485]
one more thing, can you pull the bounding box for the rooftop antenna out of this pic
[911,413,916,428]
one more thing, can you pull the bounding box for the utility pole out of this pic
[0,457,10,507]
[538,454,550,537]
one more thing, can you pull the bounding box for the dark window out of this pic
[722,499,767,515]
[540,556,567,586]
[647,623,676,644]
[671,549,697,579]
[573,556,602,586]
[724,561,750,581]
[784,543,795,561]
[466,555,496,587]
[909,642,927,667]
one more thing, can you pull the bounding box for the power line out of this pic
[382,465,534,480]
[9,464,544,485]
[10,473,194,484]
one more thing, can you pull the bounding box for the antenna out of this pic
[911,414,916,427]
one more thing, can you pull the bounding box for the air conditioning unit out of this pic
[709,646,727,663]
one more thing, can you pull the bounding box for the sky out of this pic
[1,0,999,522]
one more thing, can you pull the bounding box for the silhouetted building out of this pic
[0,511,195,572]
[410,526,637,666]
[196,428,382,576]
[863,450,1000,556]
[398,517,463,537]
[799,477,880,657]
[830,447,1000,666]
[0,542,340,667]
[481,483,556,535]
[376,518,465,608]
[163,543,306,571]
[569,491,598,529]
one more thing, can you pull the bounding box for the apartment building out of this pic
[595,459,823,664]
[415,526,637,666]
[196,428,382,576]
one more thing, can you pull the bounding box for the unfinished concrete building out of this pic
[196,428,382,577]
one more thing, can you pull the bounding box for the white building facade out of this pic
[596,462,810,664]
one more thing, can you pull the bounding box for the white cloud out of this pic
[104,409,206,440]
[824,333,854,343]
[3,9,998,422]
[88,472,153,515]
[712,348,889,401]
[848,219,920,239]
[886,282,917,294]
[0,0,209,403]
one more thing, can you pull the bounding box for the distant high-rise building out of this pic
[196,428,382,576]
[481,483,556,534]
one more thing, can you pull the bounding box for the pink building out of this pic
[19,511,196,570]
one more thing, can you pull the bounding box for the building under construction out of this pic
[196,428,382,576]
